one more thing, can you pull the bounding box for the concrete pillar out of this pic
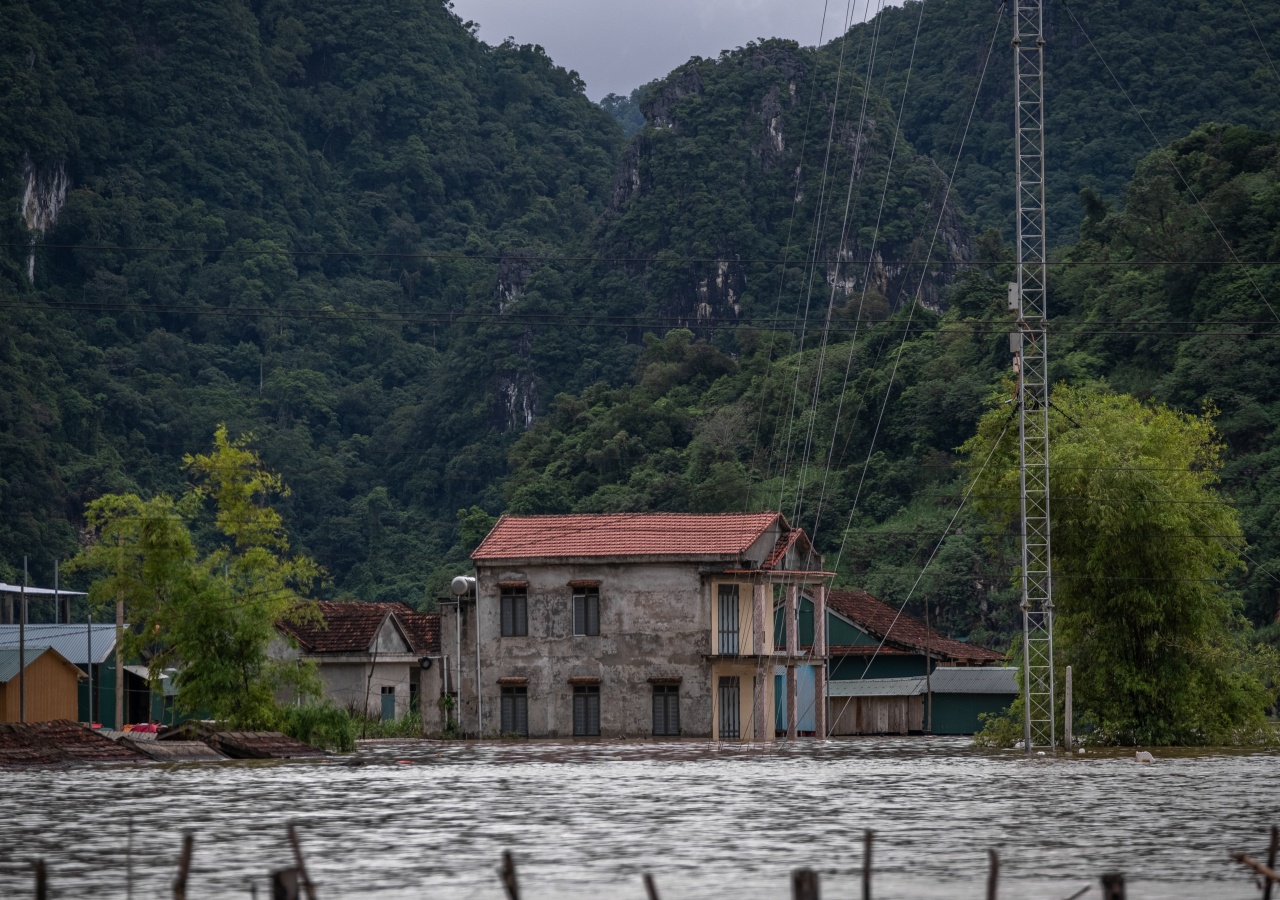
[785,585,798,656]
[786,663,798,741]
[814,663,827,740]
[814,583,827,659]
[754,670,769,742]
[752,583,767,655]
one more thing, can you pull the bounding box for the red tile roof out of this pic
[397,608,441,655]
[471,512,783,561]
[825,589,1005,662]
[279,602,439,655]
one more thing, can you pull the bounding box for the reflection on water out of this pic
[0,737,1276,899]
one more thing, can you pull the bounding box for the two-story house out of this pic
[444,512,832,740]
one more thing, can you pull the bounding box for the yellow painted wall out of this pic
[709,661,775,742]
[0,652,84,722]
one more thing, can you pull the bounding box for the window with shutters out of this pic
[718,676,740,739]
[500,585,528,637]
[572,685,600,736]
[572,586,600,636]
[717,584,740,655]
[652,685,680,736]
[500,686,528,736]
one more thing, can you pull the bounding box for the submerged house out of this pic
[0,623,150,728]
[0,646,86,722]
[450,512,833,740]
[819,589,1010,735]
[276,602,442,723]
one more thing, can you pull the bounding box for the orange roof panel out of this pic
[471,512,783,561]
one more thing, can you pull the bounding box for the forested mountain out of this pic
[837,0,1280,245]
[1,0,622,599]
[2,0,1278,645]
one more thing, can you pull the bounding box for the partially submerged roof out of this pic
[278,602,439,655]
[0,583,87,598]
[0,624,117,666]
[825,589,1005,663]
[0,646,86,683]
[829,668,1017,697]
[472,512,790,562]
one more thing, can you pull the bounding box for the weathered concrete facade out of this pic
[447,513,830,740]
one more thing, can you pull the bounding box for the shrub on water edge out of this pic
[282,702,357,753]
[355,711,422,739]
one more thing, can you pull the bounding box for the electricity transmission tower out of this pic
[1011,0,1056,752]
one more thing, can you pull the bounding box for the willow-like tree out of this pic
[69,426,320,728]
[964,384,1279,745]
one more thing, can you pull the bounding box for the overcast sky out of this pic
[448,0,887,101]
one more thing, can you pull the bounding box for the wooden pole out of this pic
[499,851,520,900]
[792,868,820,900]
[986,849,999,900]
[923,596,932,733]
[19,556,27,723]
[32,860,46,900]
[1064,665,1073,749]
[1100,872,1125,899]
[1231,851,1280,884]
[786,584,798,741]
[1266,826,1280,900]
[115,532,125,731]
[287,825,317,900]
[1259,829,1280,900]
[814,584,827,738]
[643,873,660,900]
[862,830,873,900]
[174,832,193,900]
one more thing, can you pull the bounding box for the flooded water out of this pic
[1,737,1276,899]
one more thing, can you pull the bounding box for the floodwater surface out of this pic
[0,737,1276,899]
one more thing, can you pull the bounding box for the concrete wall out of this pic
[453,560,732,739]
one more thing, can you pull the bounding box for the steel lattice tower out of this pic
[1012,0,1056,753]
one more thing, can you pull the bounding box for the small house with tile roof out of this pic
[275,601,442,727]
[795,589,1009,735]
[454,512,833,740]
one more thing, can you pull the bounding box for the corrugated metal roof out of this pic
[0,646,84,683]
[928,667,1018,694]
[829,677,926,697]
[0,624,118,665]
[471,512,782,561]
[827,667,1020,697]
[0,583,87,597]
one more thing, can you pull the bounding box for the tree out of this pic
[69,426,321,728]
[965,383,1279,744]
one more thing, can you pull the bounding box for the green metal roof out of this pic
[0,645,86,683]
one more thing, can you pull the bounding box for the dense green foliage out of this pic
[966,385,1278,744]
[2,0,1279,705]
[67,427,321,728]
[0,0,623,601]
[281,700,357,753]
[842,0,1280,244]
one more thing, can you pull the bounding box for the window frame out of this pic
[652,684,680,736]
[500,685,529,737]
[718,676,740,740]
[717,584,740,655]
[572,684,601,737]
[500,585,528,637]
[572,585,600,637]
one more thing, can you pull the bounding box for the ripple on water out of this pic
[0,737,1276,899]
